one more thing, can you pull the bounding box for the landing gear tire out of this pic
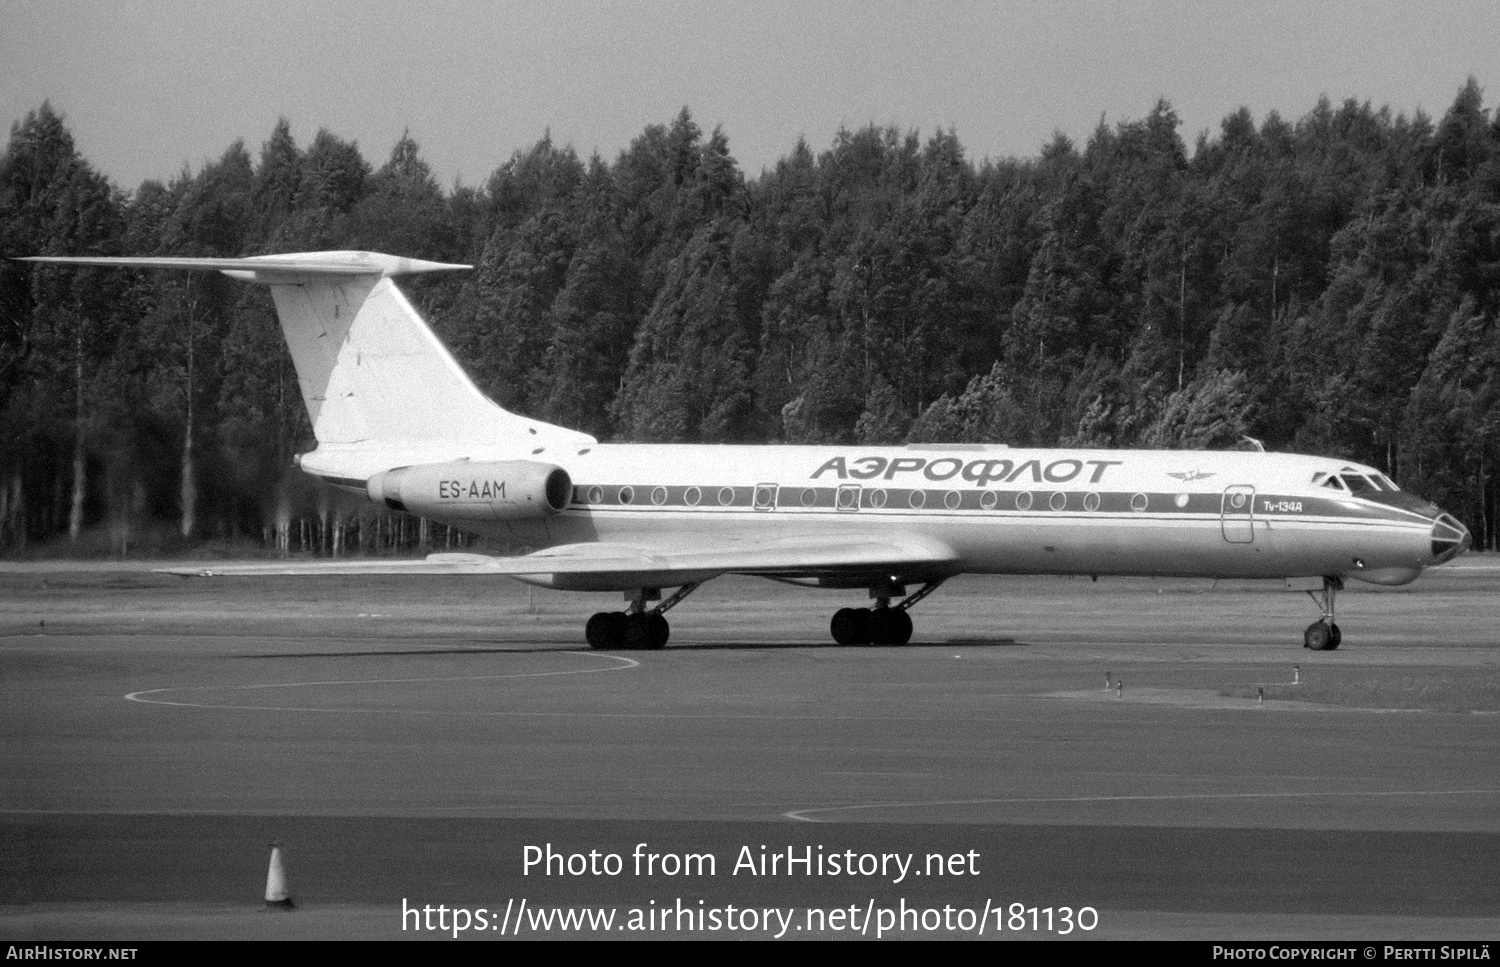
[870,608,913,646]
[831,607,873,646]
[620,612,670,651]
[644,613,669,650]
[832,607,913,645]
[622,614,651,650]
[1304,620,1341,651]
[586,611,627,650]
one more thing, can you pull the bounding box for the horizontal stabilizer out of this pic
[18,251,470,283]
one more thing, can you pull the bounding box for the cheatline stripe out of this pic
[564,485,1427,525]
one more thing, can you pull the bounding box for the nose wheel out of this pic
[1303,620,1341,651]
[1303,576,1343,651]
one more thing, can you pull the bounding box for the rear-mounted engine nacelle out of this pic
[366,460,572,521]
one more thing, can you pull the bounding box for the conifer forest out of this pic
[2,81,1498,556]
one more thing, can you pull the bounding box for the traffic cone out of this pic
[265,842,295,910]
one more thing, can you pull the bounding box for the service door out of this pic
[1220,485,1255,544]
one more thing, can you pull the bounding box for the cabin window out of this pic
[587,486,603,504]
[868,488,888,509]
[1016,491,1034,511]
[908,490,926,509]
[651,486,668,505]
[800,487,817,507]
[1049,492,1068,511]
[684,486,701,506]
[1130,493,1148,512]
[1084,492,1100,511]
[618,486,634,504]
[980,491,998,510]
[717,487,735,506]
[944,491,962,510]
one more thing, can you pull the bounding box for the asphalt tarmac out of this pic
[2,563,1497,940]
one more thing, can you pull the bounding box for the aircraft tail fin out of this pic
[21,251,596,450]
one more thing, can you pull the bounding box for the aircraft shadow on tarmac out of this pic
[665,637,1025,651]
[235,637,1026,659]
[236,643,603,659]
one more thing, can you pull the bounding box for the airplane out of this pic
[22,250,1472,652]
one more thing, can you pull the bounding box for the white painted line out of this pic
[784,788,1500,822]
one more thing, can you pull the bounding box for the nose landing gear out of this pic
[1303,576,1343,651]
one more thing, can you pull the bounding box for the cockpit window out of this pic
[1319,467,1398,496]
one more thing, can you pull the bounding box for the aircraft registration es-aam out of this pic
[23,251,1472,651]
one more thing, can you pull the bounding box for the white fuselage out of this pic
[304,441,1446,588]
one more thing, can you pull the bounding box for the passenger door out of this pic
[1220,485,1255,544]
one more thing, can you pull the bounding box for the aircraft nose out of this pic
[1428,513,1471,565]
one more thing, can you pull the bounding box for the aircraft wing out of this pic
[157,534,960,589]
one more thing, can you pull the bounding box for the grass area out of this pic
[1223,669,1500,713]
[4,523,280,561]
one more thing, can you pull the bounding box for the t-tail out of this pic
[20,251,596,482]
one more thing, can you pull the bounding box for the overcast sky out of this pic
[3,0,1496,192]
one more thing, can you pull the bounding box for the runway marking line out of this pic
[785,788,1500,821]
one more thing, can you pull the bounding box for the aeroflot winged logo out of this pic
[1166,470,1216,482]
[811,455,1122,486]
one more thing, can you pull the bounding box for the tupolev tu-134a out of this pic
[23,251,1471,651]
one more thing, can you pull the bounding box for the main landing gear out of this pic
[1303,576,1343,651]
[830,579,945,646]
[586,584,700,651]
